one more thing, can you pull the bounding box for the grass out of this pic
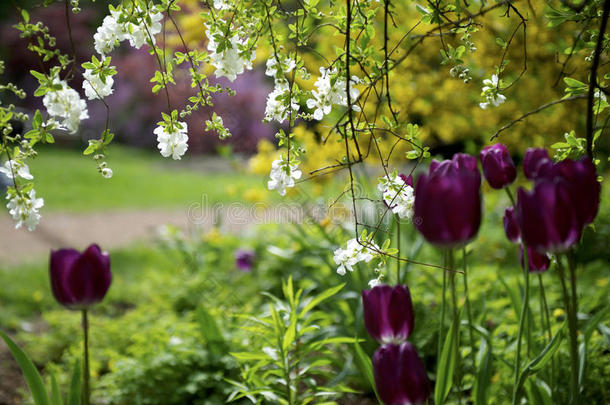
[27,144,270,212]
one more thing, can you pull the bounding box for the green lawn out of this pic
[27,145,269,212]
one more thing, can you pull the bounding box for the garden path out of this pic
[0,207,263,266]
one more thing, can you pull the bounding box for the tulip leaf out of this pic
[352,338,380,402]
[196,306,225,347]
[515,323,565,396]
[50,373,63,405]
[525,378,553,405]
[579,305,609,390]
[434,311,461,405]
[0,330,51,405]
[473,331,492,405]
[67,359,81,405]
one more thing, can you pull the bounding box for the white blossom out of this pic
[479,74,506,109]
[213,0,232,10]
[377,172,415,220]
[82,69,115,100]
[206,25,256,82]
[0,160,33,181]
[6,189,44,231]
[125,9,163,49]
[333,238,379,276]
[306,67,360,120]
[267,157,302,196]
[101,167,113,178]
[264,81,299,123]
[93,10,125,56]
[154,121,189,160]
[42,77,89,134]
[265,56,296,77]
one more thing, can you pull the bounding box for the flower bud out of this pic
[480,143,516,189]
[362,285,414,344]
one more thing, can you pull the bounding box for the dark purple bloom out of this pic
[50,244,112,309]
[503,206,521,243]
[480,143,516,189]
[362,285,414,344]
[235,249,255,272]
[522,148,553,180]
[414,154,482,247]
[552,157,600,227]
[520,246,550,273]
[516,181,582,253]
[373,342,430,405]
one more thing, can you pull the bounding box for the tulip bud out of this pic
[398,173,413,187]
[414,154,482,247]
[520,246,550,273]
[373,342,430,405]
[522,148,552,180]
[503,206,520,243]
[516,181,582,253]
[552,157,600,227]
[50,244,112,309]
[362,285,414,344]
[480,143,516,189]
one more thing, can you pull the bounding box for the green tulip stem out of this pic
[448,249,462,404]
[512,242,530,405]
[538,272,555,391]
[82,309,90,405]
[396,214,402,284]
[462,247,476,369]
[437,250,448,373]
[566,252,581,405]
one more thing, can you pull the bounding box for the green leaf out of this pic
[0,330,51,405]
[299,283,345,317]
[352,339,380,402]
[473,335,492,405]
[67,359,81,405]
[196,306,225,346]
[435,313,460,405]
[525,378,553,405]
[22,9,30,22]
[50,373,62,405]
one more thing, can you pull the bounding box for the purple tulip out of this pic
[480,143,516,189]
[235,249,255,272]
[522,148,553,180]
[516,180,582,253]
[414,154,482,247]
[503,206,521,243]
[552,157,600,227]
[373,342,430,405]
[362,285,414,344]
[520,246,550,273]
[50,244,112,309]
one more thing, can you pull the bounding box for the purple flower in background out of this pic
[516,180,582,253]
[503,206,521,243]
[480,143,516,189]
[373,342,430,405]
[414,154,482,247]
[522,148,553,180]
[235,249,255,272]
[362,285,414,344]
[520,246,550,273]
[50,244,112,309]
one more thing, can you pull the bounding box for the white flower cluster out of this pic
[6,189,44,231]
[82,68,114,100]
[94,7,162,57]
[306,67,361,121]
[479,74,506,109]
[213,0,232,10]
[377,172,415,220]
[265,56,296,77]
[42,76,89,133]
[333,238,379,276]
[0,160,33,181]
[206,25,256,82]
[154,122,189,160]
[267,157,302,196]
[265,81,299,123]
